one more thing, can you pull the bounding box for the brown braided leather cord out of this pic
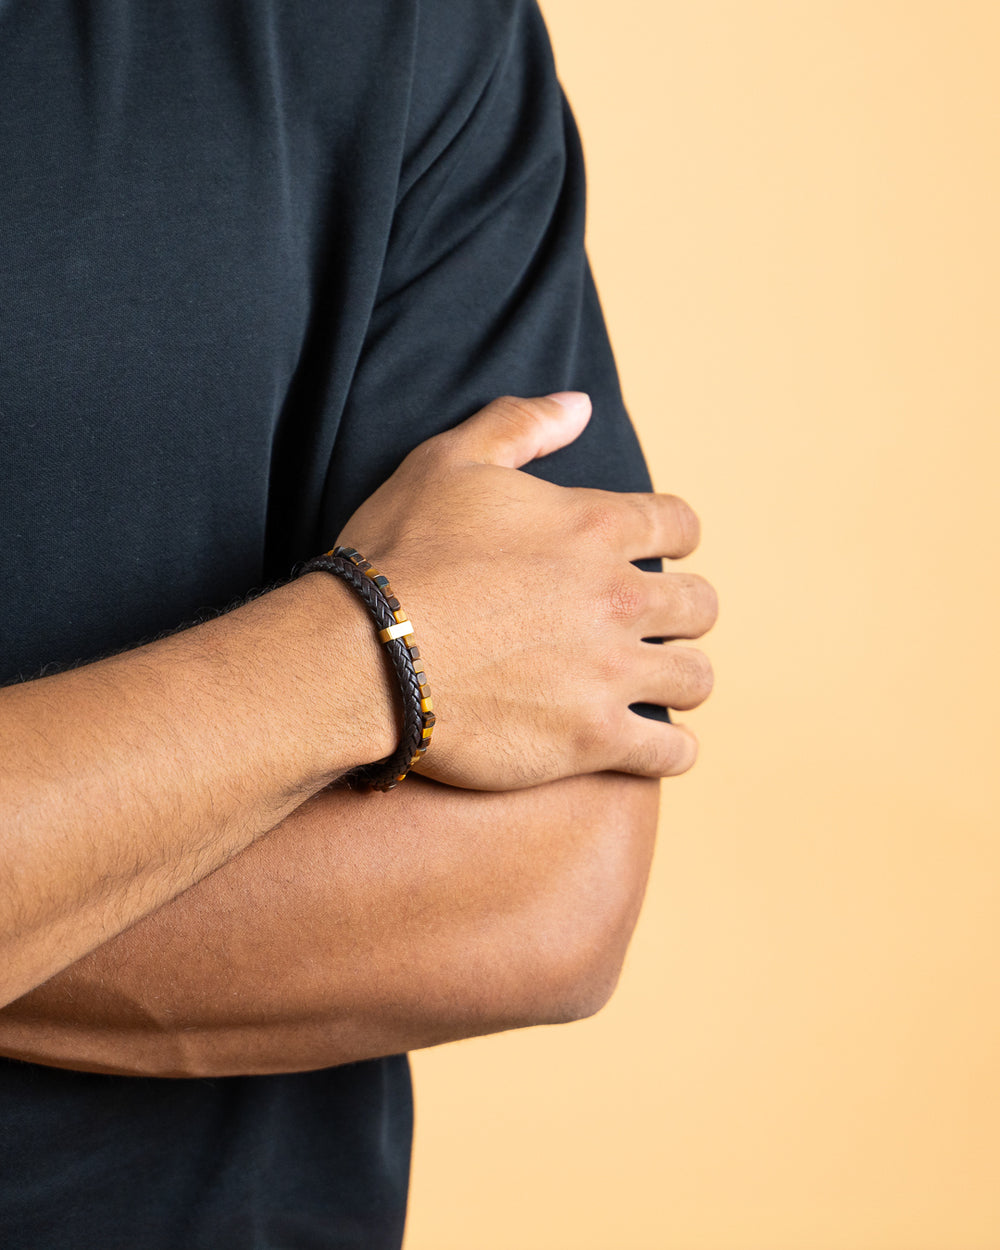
[297,547,434,791]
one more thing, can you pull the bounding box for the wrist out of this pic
[296,548,435,791]
[279,573,399,786]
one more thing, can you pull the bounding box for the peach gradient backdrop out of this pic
[405,3,1000,1248]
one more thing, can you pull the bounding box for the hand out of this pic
[338,393,717,790]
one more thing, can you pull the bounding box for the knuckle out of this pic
[666,725,699,776]
[578,499,621,546]
[489,394,542,434]
[622,738,666,778]
[686,572,719,626]
[604,575,648,623]
[672,646,714,705]
[691,652,715,702]
[623,493,656,547]
[667,573,701,622]
[667,494,701,551]
[573,702,620,763]
[593,645,630,684]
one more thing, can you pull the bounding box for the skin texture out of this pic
[0,772,660,1077]
[0,574,395,1010]
[0,394,716,1010]
[341,395,711,790]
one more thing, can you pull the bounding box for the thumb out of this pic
[445,393,592,469]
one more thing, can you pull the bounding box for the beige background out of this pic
[405,3,1000,1248]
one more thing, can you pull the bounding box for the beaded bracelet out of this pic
[297,545,435,791]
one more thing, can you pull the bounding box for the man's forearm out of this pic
[0,394,711,1010]
[0,574,395,1009]
[0,771,660,1077]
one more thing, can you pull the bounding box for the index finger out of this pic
[617,491,701,560]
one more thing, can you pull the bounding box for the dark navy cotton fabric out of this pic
[0,2,658,1245]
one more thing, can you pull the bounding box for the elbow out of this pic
[522,901,639,1027]
[556,938,634,1024]
[498,817,657,1028]
[500,784,659,1029]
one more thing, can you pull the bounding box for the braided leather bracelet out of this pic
[297,545,435,791]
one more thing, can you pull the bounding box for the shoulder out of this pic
[399,0,560,197]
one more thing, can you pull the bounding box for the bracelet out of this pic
[296,545,435,791]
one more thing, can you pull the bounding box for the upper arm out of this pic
[0,2,671,1077]
[323,1,670,728]
[317,0,655,541]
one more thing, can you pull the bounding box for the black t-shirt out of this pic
[0,2,657,1246]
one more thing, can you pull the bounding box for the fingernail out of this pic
[546,391,590,410]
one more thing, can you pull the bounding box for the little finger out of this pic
[613,718,700,778]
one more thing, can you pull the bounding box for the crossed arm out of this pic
[0,395,714,1079]
[0,769,659,1078]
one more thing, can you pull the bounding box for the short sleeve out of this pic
[317,0,653,526]
[318,0,668,724]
